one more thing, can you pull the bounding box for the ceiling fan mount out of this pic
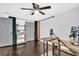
[21,3,51,15]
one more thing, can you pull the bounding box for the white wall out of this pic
[40,19,53,38]
[40,7,79,40]
[0,17,12,47]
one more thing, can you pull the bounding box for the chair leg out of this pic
[58,40,61,56]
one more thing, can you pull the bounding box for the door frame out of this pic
[9,16,17,45]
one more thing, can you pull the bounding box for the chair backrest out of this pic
[71,26,77,33]
[50,28,54,35]
[78,26,79,35]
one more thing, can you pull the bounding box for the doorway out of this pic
[25,21,34,41]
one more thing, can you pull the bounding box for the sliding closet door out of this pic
[0,17,12,47]
[25,22,34,41]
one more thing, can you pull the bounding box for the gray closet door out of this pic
[0,17,12,47]
[25,22,34,41]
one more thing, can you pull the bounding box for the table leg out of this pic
[43,41,45,56]
[52,43,55,56]
[46,41,48,56]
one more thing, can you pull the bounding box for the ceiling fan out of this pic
[21,3,51,15]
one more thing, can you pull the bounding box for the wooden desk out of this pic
[40,36,60,56]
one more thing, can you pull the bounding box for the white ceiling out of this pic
[0,3,79,21]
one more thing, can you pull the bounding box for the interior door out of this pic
[0,17,12,47]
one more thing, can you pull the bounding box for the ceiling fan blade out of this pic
[32,3,36,9]
[39,11,45,15]
[31,12,34,15]
[39,6,51,10]
[21,8,33,10]
[32,3,39,9]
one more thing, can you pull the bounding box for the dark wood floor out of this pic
[0,41,78,56]
[0,41,44,56]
